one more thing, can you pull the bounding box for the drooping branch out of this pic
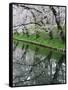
[13,5,48,34]
[15,4,42,13]
[30,10,36,23]
[13,22,42,28]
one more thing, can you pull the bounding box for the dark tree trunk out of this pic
[50,6,65,43]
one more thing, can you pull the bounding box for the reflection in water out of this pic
[13,40,66,86]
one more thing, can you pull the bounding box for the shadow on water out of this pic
[13,40,66,86]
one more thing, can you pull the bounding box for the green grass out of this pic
[13,33,65,50]
[13,39,64,60]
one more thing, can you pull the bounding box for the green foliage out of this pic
[13,33,65,50]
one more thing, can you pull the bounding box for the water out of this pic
[13,40,66,86]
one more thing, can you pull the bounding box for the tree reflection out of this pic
[13,41,66,86]
[51,54,65,84]
[20,44,29,60]
[13,41,19,51]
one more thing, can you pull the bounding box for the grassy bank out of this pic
[13,33,65,51]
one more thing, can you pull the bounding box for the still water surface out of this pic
[13,40,66,86]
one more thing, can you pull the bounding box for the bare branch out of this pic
[13,22,42,28]
[14,4,42,13]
